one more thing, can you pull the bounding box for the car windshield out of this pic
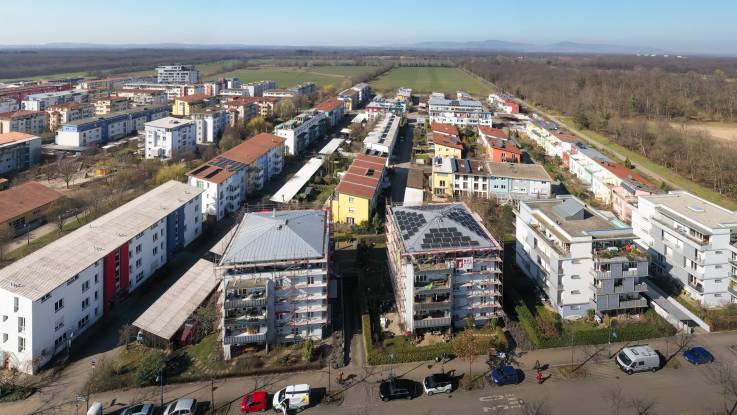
[618,351,633,366]
[130,405,143,412]
[277,390,285,402]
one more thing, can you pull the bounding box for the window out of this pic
[135,245,142,254]
[152,247,158,255]
[17,317,25,333]
[136,272,144,283]
[13,297,18,312]
[153,233,158,242]
[55,319,64,332]
[40,293,51,303]
[81,281,90,293]
[348,196,355,203]
[2,333,7,343]
[136,258,142,268]
[94,291,98,300]
[54,299,64,313]
[66,274,79,285]
[307,276,315,285]
[571,290,581,295]
[571,275,581,280]
[570,305,581,310]
[94,274,98,283]
[715,279,722,283]
[78,315,89,329]
[82,298,89,310]
[18,337,25,353]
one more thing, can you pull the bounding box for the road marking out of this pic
[480,394,523,412]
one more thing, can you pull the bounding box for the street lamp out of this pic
[608,324,618,359]
[155,369,164,407]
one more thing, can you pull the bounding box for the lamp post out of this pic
[608,324,618,359]
[155,369,164,408]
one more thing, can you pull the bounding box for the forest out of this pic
[462,55,737,199]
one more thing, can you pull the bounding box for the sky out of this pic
[1,0,736,55]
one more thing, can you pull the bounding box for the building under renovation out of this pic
[385,202,504,334]
[216,208,332,358]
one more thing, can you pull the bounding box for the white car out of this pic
[121,403,154,415]
[163,398,197,415]
[273,384,310,413]
[423,373,454,395]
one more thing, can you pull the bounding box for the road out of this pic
[388,111,420,203]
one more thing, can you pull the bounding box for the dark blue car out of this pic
[489,365,520,385]
[683,346,714,365]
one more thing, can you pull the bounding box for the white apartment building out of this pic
[385,203,504,332]
[21,90,89,111]
[56,106,169,148]
[516,196,650,319]
[187,133,286,221]
[274,109,326,156]
[144,117,196,160]
[633,191,737,307]
[362,113,401,159]
[428,95,493,126]
[190,109,228,144]
[243,80,277,97]
[156,65,200,84]
[0,132,42,175]
[216,209,332,358]
[46,103,96,132]
[122,82,205,100]
[115,89,168,107]
[0,111,47,135]
[0,98,20,114]
[0,181,203,373]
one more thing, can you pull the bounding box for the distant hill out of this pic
[407,39,665,55]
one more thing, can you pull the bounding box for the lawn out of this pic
[557,116,737,210]
[370,67,492,97]
[211,65,376,88]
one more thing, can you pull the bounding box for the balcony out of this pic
[224,332,267,345]
[224,296,267,309]
[593,247,648,263]
[619,298,648,309]
[414,298,452,312]
[413,316,452,329]
[591,268,640,280]
[594,282,648,296]
[224,309,267,324]
[414,280,451,295]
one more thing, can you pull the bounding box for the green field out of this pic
[211,65,376,88]
[370,67,492,97]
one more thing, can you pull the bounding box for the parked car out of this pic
[489,365,520,386]
[272,384,310,413]
[379,378,420,401]
[121,403,154,415]
[241,390,268,413]
[423,373,454,395]
[683,346,714,365]
[616,346,660,374]
[163,398,197,415]
[86,402,103,415]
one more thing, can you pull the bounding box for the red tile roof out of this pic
[218,133,286,165]
[552,130,577,143]
[186,163,235,184]
[0,110,44,119]
[431,122,458,136]
[314,98,343,112]
[433,134,463,150]
[335,154,387,199]
[478,126,508,140]
[599,161,652,186]
[491,140,521,155]
[175,93,209,103]
[0,132,38,145]
[0,182,63,224]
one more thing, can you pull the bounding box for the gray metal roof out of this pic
[391,203,497,253]
[133,259,219,340]
[0,181,204,301]
[219,209,327,265]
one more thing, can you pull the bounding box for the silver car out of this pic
[121,403,154,415]
[423,373,454,395]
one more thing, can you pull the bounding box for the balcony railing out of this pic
[414,300,452,312]
[413,317,452,329]
[591,268,640,280]
[415,280,451,295]
[224,333,267,345]
[619,298,648,309]
[595,282,648,296]
[224,297,267,309]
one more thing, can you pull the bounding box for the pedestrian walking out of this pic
[336,371,344,385]
[533,360,540,370]
[536,370,544,384]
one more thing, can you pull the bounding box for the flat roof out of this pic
[524,196,631,239]
[220,209,327,265]
[0,181,204,300]
[642,191,737,229]
[62,105,169,126]
[390,203,498,254]
[270,157,324,203]
[133,259,219,340]
[318,138,345,156]
[145,116,194,129]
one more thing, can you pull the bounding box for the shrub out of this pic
[302,339,316,362]
[135,350,167,386]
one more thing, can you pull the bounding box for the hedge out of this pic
[515,302,676,349]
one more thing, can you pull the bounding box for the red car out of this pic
[241,390,268,413]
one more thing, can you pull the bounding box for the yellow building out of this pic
[431,169,454,197]
[331,153,386,224]
[431,122,463,159]
[172,93,210,116]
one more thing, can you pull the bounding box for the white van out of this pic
[616,345,660,374]
[272,384,310,414]
[86,402,103,415]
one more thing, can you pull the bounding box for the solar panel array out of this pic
[420,227,479,250]
[445,207,489,239]
[394,210,427,240]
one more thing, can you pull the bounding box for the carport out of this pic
[133,259,220,347]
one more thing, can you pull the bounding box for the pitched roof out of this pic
[599,161,652,187]
[335,154,386,199]
[0,132,39,146]
[314,98,343,112]
[186,163,236,184]
[175,93,209,103]
[0,181,63,224]
[490,140,521,155]
[433,134,463,150]
[552,130,577,143]
[431,122,458,136]
[478,126,508,140]
[217,133,286,166]
[220,209,327,264]
[0,110,44,119]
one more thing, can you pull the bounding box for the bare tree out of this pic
[453,327,480,390]
[55,158,78,189]
[705,363,737,415]
[604,387,658,415]
[572,343,607,373]
[665,332,693,362]
[521,399,551,415]
[0,223,16,262]
[629,397,657,415]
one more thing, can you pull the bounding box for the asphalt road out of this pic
[388,111,420,203]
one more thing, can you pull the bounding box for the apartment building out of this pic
[611,178,657,224]
[93,96,132,115]
[362,113,401,158]
[242,80,276,97]
[431,122,463,159]
[0,132,42,175]
[478,126,521,163]
[156,65,200,84]
[274,109,326,156]
[190,109,228,144]
[0,98,20,114]
[216,209,331,357]
[431,156,552,201]
[385,203,504,332]
[633,191,737,307]
[224,96,276,123]
[55,105,169,148]
[337,88,359,111]
[172,94,212,117]
[122,82,205,100]
[0,111,47,135]
[351,83,371,103]
[314,98,345,129]
[365,96,407,119]
[488,93,519,114]
[428,95,493,126]
[0,181,203,374]
[0,181,62,236]
[144,117,196,160]
[331,153,387,224]
[22,90,89,111]
[46,102,96,132]
[187,133,286,221]
[397,87,412,102]
[115,89,168,107]
[516,196,650,318]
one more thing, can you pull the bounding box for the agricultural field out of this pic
[370,67,492,97]
[667,121,737,142]
[210,65,376,88]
